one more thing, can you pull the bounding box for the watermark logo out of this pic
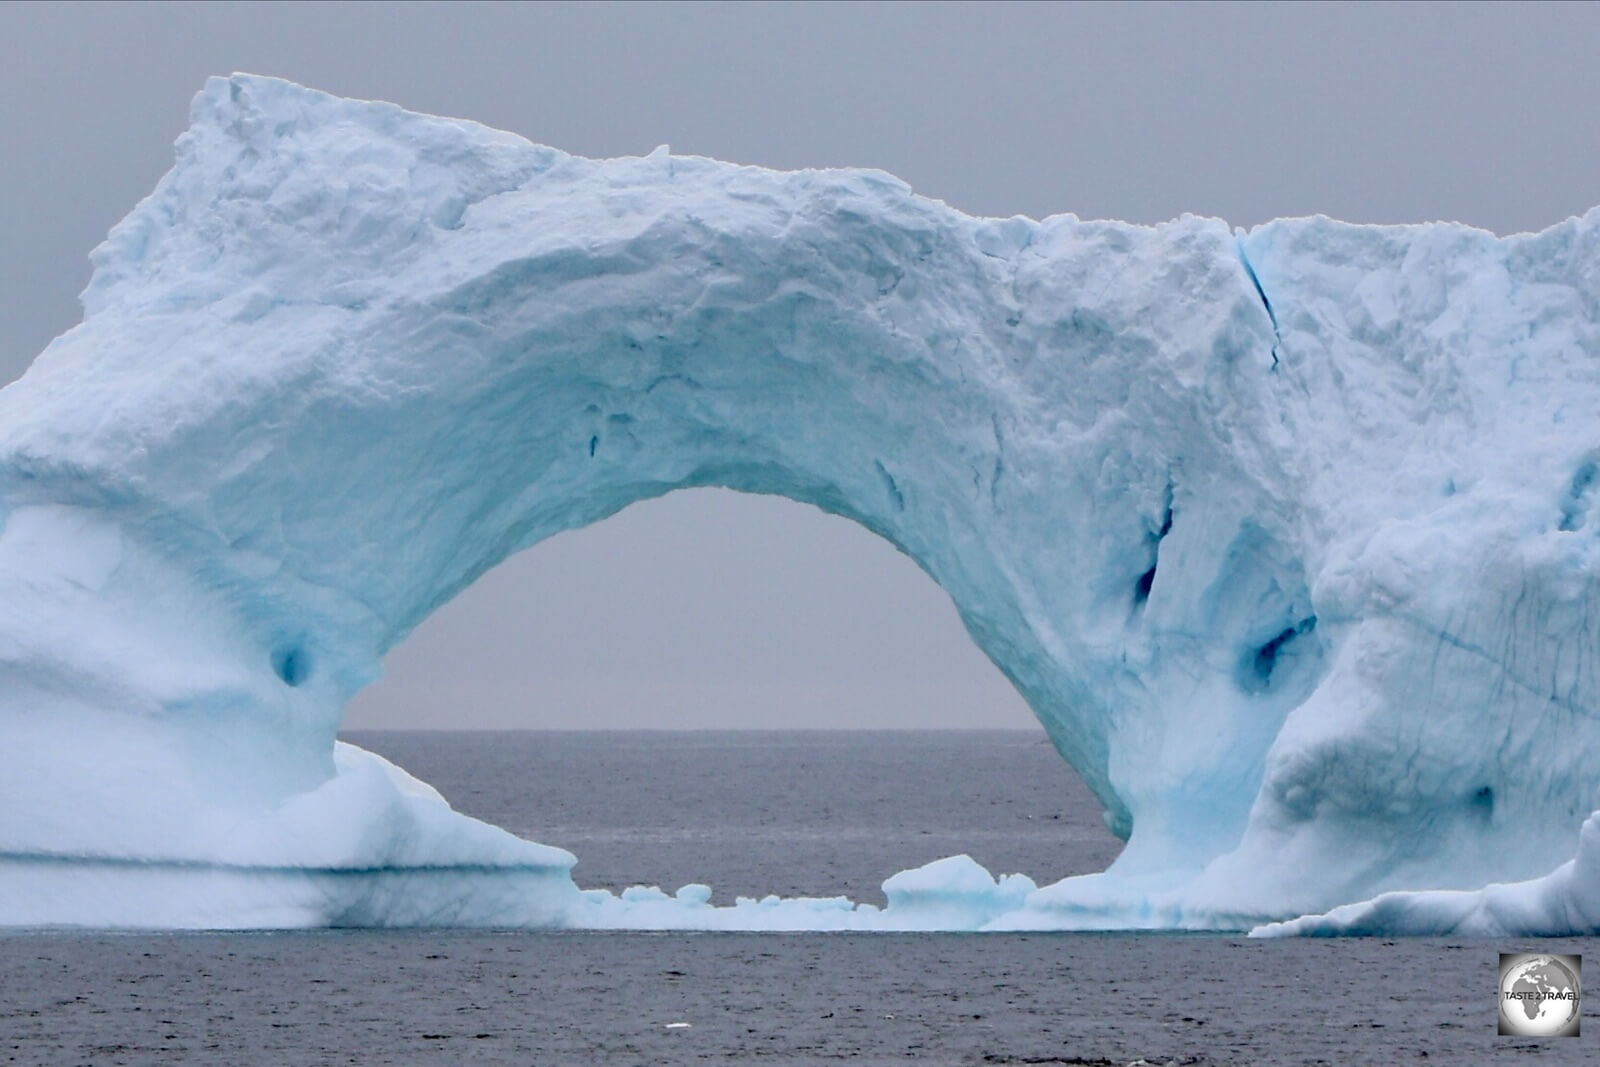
[1499,953,1580,1037]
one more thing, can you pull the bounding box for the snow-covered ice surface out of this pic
[1,75,1596,933]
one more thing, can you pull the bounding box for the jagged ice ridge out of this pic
[1,75,1596,933]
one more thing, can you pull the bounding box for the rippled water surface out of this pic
[346,730,1123,904]
[4,731,1594,1064]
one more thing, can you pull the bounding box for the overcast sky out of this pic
[3,2,1596,729]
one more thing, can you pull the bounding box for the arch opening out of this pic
[343,488,1123,904]
[346,489,1036,731]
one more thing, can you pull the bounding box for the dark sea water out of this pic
[346,730,1123,905]
[4,731,1596,1065]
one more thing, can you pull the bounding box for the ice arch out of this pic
[2,75,1597,930]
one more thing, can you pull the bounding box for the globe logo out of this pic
[1499,953,1581,1037]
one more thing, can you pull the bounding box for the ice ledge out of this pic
[1253,812,1600,938]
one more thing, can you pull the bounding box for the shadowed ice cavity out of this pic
[0,75,1596,932]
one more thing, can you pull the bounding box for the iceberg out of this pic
[1,74,1596,932]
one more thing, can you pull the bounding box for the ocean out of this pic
[3,731,1593,1064]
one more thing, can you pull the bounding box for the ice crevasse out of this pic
[1,75,1596,933]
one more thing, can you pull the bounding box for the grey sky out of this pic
[2,2,1595,728]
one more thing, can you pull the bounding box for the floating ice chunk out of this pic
[882,855,1037,931]
[519,856,1039,932]
[573,883,872,932]
[674,883,713,906]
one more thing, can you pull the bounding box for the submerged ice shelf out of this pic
[1,75,1596,934]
